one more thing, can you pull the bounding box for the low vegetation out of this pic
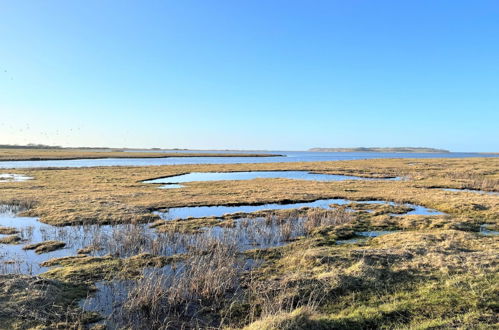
[40,253,170,284]
[0,226,19,235]
[0,235,22,244]
[0,274,97,329]
[23,240,66,254]
[237,229,498,329]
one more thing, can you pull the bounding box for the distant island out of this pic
[309,147,450,153]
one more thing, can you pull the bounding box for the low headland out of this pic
[309,147,450,153]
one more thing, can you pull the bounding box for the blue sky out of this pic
[1,1,498,151]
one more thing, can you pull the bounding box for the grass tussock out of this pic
[0,226,19,235]
[23,240,66,254]
[0,235,22,244]
[0,274,97,329]
[40,253,170,284]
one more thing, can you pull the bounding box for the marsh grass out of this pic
[0,157,496,226]
[93,238,245,329]
[0,274,97,329]
[237,229,499,329]
[72,206,358,329]
[0,226,19,235]
[23,240,66,254]
[444,171,499,192]
[40,253,169,284]
[0,234,22,244]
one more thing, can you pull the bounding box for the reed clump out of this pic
[113,239,243,328]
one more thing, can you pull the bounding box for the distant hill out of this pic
[308,147,450,153]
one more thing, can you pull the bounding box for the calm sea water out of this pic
[0,151,495,169]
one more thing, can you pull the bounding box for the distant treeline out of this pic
[0,144,124,151]
[0,144,63,149]
[309,147,450,153]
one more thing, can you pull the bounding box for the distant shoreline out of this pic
[309,147,451,153]
[0,148,282,162]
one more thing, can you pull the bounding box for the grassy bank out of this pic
[239,229,498,329]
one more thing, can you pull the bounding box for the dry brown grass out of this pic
[0,226,19,235]
[22,240,66,254]
[0,235,22,244]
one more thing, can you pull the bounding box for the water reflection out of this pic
[144,170,399,189]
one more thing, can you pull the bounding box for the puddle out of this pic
[80,279,136,318]
[144,171,400,189]
[397,204,445,216]
[336,238,365,245]
[479,224,499,236]
[159,184,184,189]
[158,199,444,220]
[158,199,350,220]
[357,230,398,237]
[442,188,499,196]
[0,174,33,182]
[202,216,308,250]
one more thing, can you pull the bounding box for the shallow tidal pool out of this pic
[144,170,400,188]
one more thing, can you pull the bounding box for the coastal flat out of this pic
[1,156,497,329]
[0,148,279,161]
[0,157,496,226]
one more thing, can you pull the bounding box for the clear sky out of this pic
[1,1,498,151]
